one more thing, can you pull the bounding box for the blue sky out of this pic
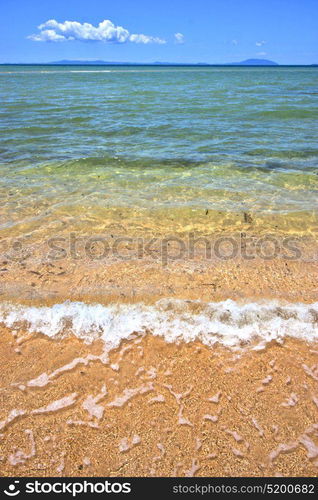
[1,0,317,64]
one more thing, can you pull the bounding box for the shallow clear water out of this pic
[0,65,317,239]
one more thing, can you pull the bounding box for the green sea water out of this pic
[0,65,317,239]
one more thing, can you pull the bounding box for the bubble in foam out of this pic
[302,364,318,381]
[56,451,66,474]
[178,405,193,427]
[118,434,141,453]
[82,385,107,420]
[0,409,26,431]
[225,429,243,442]
[195,438,202,451]
[22,354,105,390]
[157,443,165,455]
[164,384,193,403]
[8,429,36,465]
[184,458,200,477]
[27,373,50,388]
[107,383,153,408]
[67,419,99,429]
[231,447,244,458]
[268,441,299,464]
[299,435,318,459]
[208,391,222,403]
[32,393,77,414]
[251,418,265,437]
[153,442,165,461]
[203,414,218,423]
[281,393,298,407]
[148,394,165,404]
[262,375,273,385]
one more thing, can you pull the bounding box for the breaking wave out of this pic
[0,298,318,350]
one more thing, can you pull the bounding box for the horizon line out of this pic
[1,61,317,67]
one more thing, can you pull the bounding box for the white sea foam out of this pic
[0,298,318,350]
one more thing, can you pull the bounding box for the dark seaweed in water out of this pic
[244,212,253,224]
[264,161,286,171]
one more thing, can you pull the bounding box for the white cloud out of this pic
[257,51,267,56]
[232,39,238,46]
[30,29,66,42]
[129,33,165,44]
[174,33,185,44]
[28,19,166,44]
[255,40,266,46]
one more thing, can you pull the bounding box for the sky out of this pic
[1,0,317,64]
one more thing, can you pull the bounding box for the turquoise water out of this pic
[0,65,317,238]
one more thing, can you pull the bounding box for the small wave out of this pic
[0,299,317,350]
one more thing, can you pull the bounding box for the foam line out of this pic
[0,298,317,349]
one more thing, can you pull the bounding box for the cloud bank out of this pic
[256,40,266,47]
[28,19,166,44]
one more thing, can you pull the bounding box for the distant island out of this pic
[227,58,278,66]
[2,59,317,66]
[49,58,279,66]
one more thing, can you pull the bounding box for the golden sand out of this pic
[1,232,318,305]
[0,231,318,477]
[0,330,317,477]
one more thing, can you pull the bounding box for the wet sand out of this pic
[0,330,317,477]
[1,232,318,305]
[0,234,318,477]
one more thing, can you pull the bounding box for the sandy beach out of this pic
[0,244,318,477]
[0,329,318,477]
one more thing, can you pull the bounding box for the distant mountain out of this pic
[48,58,281,66]
[50,59,280,66]
[227,59,279,66]
[3,59,317,66]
